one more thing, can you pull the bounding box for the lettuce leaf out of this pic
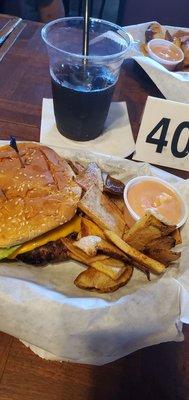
[0,245,20,260]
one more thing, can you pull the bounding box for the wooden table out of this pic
[0,14,188,400]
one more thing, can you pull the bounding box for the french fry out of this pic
[123,214,176,250]
[62,238,108,265]
[145,236,176,251]
[110,197,125,212]
[74,266,133,293]
[145,248,181,266]
[132,261,151,281]
[91,258,127,280]
[140,43,148,55]
[80,217,105,239]
[104,230,166,274]
[74,235,129,262]
[69,251,108,265]
[171,228,182,245]
[145,214,176,236]
[124,225,161,251]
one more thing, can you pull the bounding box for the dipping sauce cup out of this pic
[147,38,184,70]
[124,176,188,228]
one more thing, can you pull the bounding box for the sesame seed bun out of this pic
[0,143,82,248]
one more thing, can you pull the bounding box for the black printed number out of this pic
[146,118,189,158]
[171,122,189,158]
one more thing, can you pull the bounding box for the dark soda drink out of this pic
[51,64,116,141]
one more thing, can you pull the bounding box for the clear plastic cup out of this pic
[41,17,132,141]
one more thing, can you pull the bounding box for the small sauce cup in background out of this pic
[124,176,188,228]
[147,38,184,71]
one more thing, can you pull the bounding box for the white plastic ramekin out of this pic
[147,38,184,71]
[123,175,188,228]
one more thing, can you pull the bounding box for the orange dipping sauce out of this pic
[127,180,183,225]
[150,44,181,61]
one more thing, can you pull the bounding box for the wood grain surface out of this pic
[0,14,188,400]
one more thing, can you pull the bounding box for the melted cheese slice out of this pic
[10,215,81,258]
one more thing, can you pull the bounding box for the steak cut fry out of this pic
[62,238,108,265]
[171,228,182,245]
[104,230,166,274]
[80,217,105,239]
[123,214,176,251]
[145,236,176,251]
[74,266,133,293]
[91,258,127,280]
[145,248,181,267]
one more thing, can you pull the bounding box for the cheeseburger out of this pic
[0,143,82,265]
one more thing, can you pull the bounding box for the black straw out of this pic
[82,0,90,57]
[9,136,25,168]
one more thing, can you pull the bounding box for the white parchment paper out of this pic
[124,21,189,103]
[0,144,188,365]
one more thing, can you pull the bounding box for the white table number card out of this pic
[133,96,189,172]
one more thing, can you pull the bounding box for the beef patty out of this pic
[17,239,69,266]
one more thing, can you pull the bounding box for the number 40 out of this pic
[146,118,189,158]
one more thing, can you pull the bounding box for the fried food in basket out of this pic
[145,22,166,43]
[181,40,189,68]
[71,211,181,291]
[141,22,189,72]
[0,142,182,294]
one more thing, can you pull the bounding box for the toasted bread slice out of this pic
[75,162,103,192]
[78,185,125,237]
[74,265,133,293]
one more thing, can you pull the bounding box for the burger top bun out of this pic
[0,143,82,248]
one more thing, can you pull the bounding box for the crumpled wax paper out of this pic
[124,21,189,103]
[0,144,188,365]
